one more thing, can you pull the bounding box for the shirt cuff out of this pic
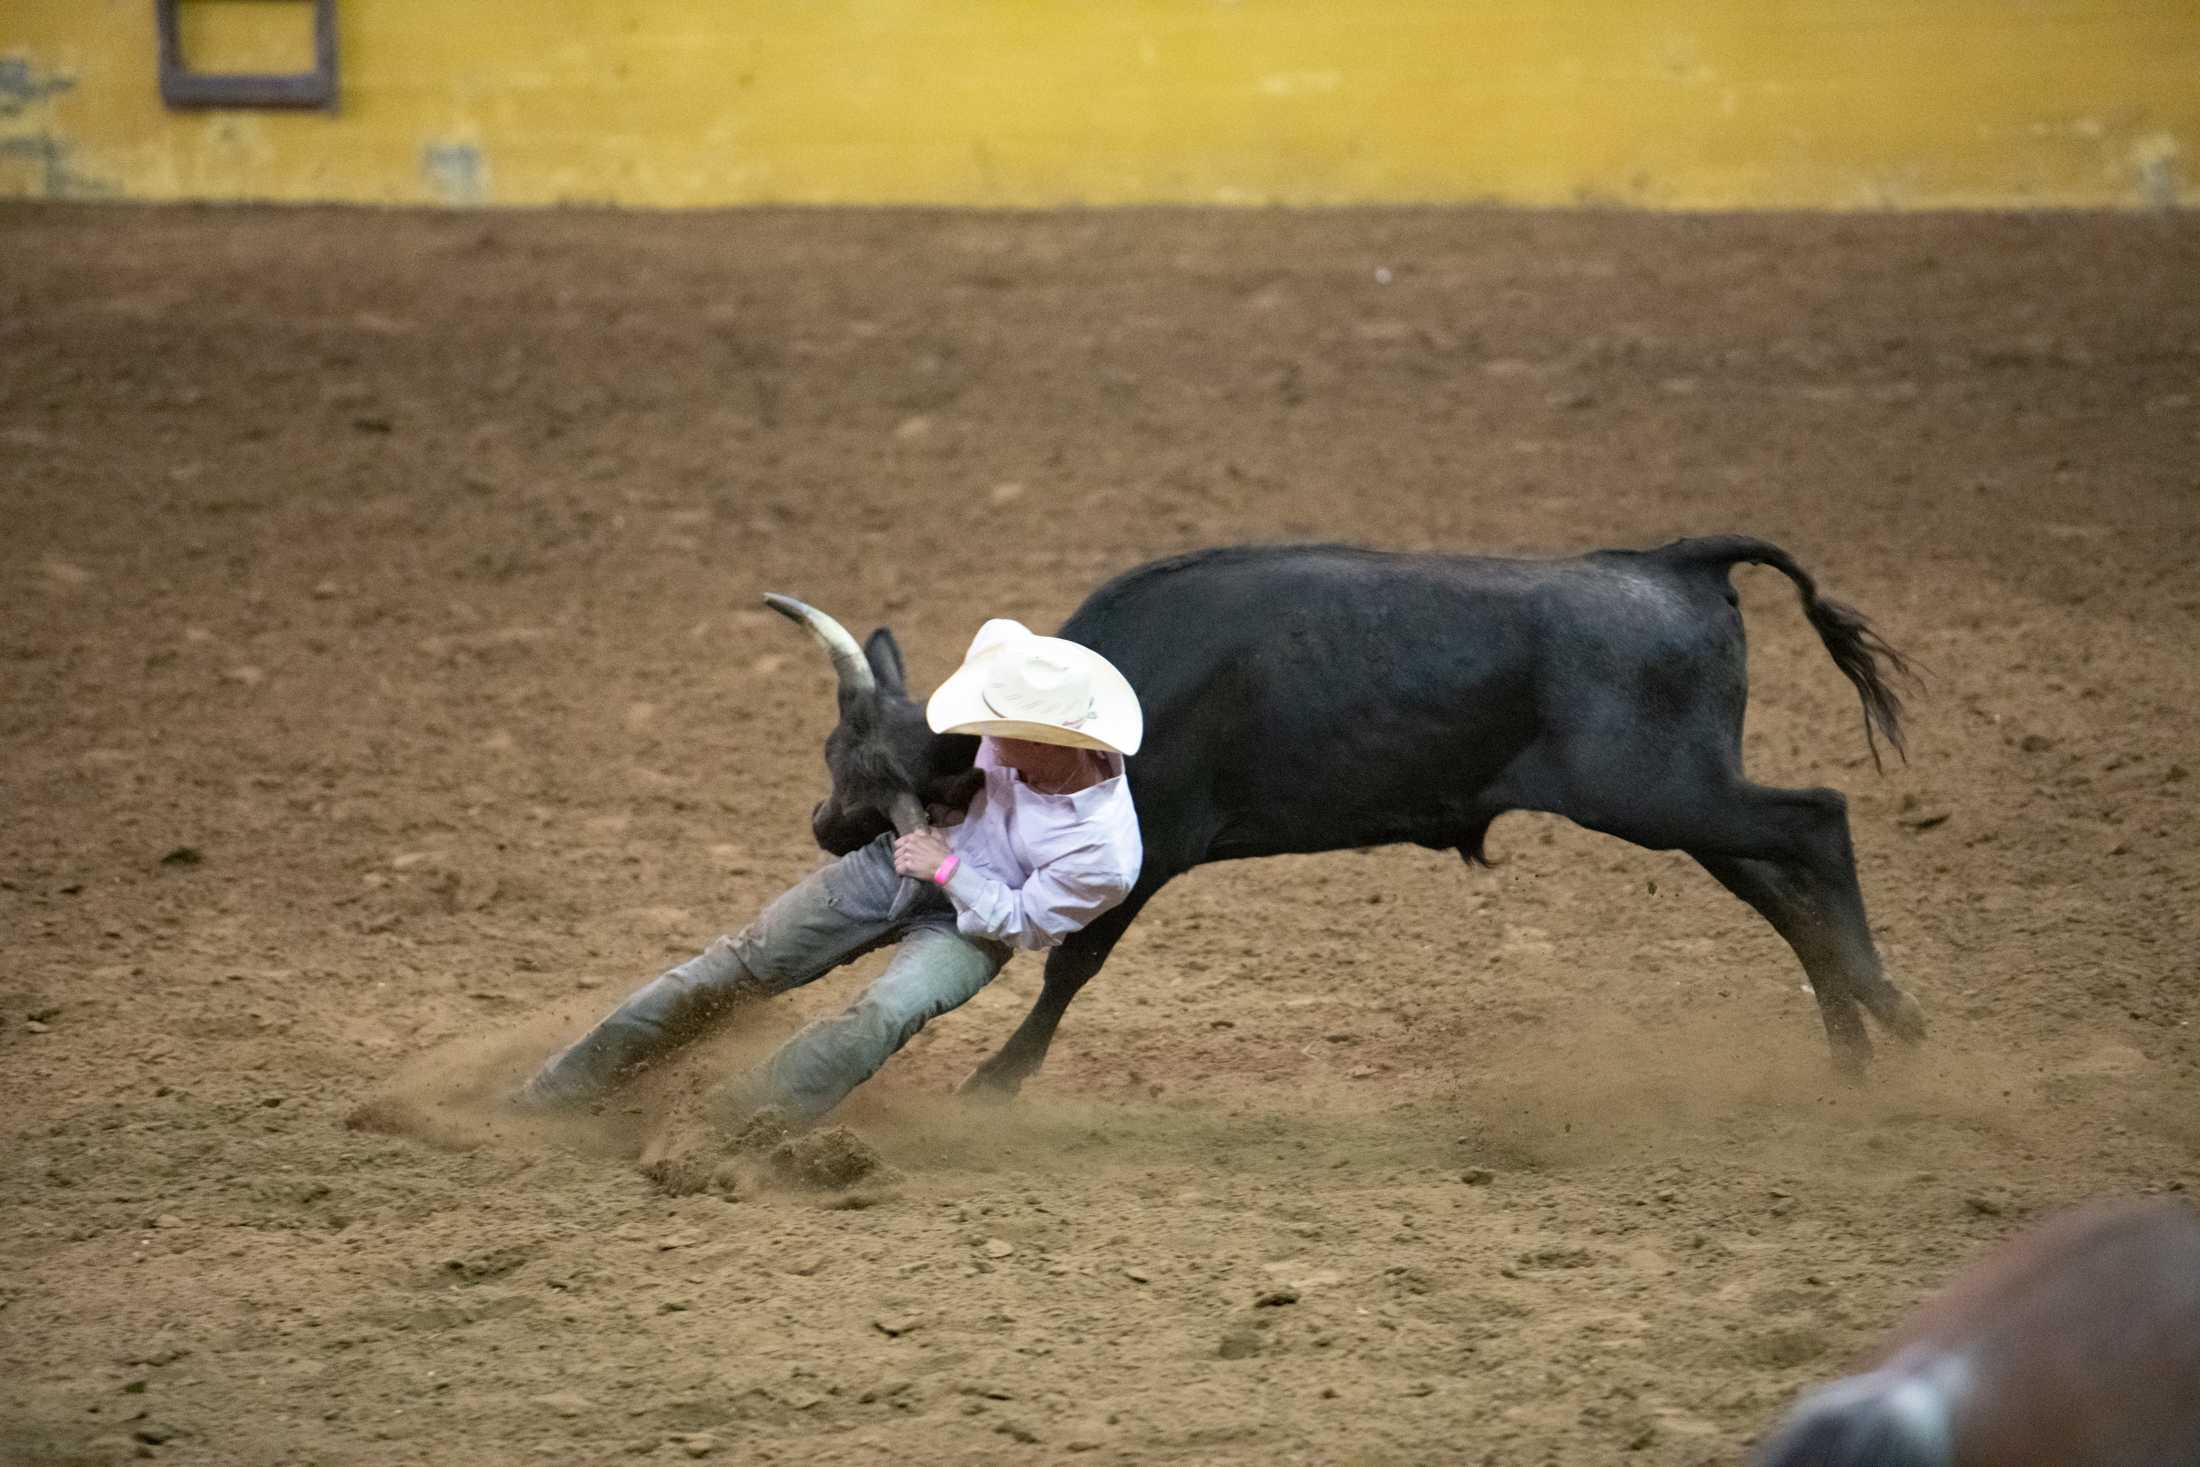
[940,860,993,911]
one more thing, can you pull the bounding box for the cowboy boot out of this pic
[516,938,759,1107]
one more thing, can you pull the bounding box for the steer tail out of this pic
[1660,535,1915,772]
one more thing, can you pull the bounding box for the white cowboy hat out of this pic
[926,619,1143,756]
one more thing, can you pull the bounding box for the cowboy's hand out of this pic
[893,829,956,881]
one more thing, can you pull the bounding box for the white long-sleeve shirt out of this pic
[940,739,1143,952]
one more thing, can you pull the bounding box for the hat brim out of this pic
[926,642,1143,757]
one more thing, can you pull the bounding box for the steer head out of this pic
[763,594,983,855]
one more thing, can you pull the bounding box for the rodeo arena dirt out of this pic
[3,204,2198,1466]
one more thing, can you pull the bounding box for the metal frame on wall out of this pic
[156,0,338,110]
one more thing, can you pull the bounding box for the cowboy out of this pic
[516,619,1144,1124]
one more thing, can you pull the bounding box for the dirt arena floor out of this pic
[3,203,2196,1466]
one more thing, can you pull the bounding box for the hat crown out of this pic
[928,617,1142,755]
[981,643,1096,728]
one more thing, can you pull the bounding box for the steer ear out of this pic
[927,766,985,813]
[863,628,908,697]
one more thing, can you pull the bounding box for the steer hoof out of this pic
[1883,993,1929,1046]
[1827,1038,1873,1085]
[955,1065,1023,1102]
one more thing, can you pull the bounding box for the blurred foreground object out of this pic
[1755,1197,2200,1467]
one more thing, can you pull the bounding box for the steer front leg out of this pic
[960,881,1159,1096]
[960,947,1097,1098]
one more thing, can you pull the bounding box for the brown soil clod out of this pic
[638,1139,744,1200]
[342,1095,411,1135]
[638,1090,744,1199]
[729,1105,795,1155]
[640,1095,885,1197]
[767,1126,888,1191]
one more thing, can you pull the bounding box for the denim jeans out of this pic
[523,835,1010,1122]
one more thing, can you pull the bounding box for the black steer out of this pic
[767,535,1925,1093]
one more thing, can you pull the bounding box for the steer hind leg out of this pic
[1693,849,1925,1078]
[1554,769,1923,1076]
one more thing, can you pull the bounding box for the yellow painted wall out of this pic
[4,1,2194,208]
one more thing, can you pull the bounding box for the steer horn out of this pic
[886,792,928,838]
[762,593,875,697]
[764,593,932,842]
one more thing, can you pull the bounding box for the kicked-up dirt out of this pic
[2,201,2197,1465]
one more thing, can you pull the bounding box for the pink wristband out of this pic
[932,854,960,886]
